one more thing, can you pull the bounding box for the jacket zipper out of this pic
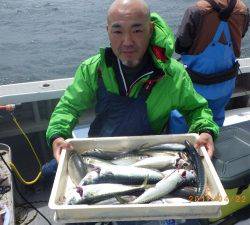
[117,58,154,96]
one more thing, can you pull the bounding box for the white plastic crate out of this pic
[48,134,228,223]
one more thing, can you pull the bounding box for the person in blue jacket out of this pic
[169,0,249,134]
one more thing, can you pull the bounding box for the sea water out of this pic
[0,0,249,85]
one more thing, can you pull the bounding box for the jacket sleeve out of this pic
[46,62,98,146]
[242,8,249,38]
[175,68,219,138]
[175,6,202,54]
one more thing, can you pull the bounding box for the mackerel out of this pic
[130,169,196,204]
[68,151,88,186]
[67,182,147,205]
[81,146,143,160]
[81,156,113,168]
[141,143,186,152]
[139,150,181,157]
[184,140,205,196]
[131,155,190,170]
[80,164,164,185]
[111,154,149,166]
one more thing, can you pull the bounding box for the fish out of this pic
[67,151,88,186]
[81,144,146,160]
[131,155,190,170]
[173,185,213,201]
[130,169,196,204]
[67,181,147,205]
[138,150,181,158]
[184,140,205,196]
[140,143,186,152]
[94,195,137,205]
[82,143,148,160]
[170,186,198,199]
[80,164,164,185]
[81,156,114,168]
[81,148,120,160]
[111,154,149,166]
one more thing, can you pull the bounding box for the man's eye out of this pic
[113,30,122,34]
[133,29,143,33]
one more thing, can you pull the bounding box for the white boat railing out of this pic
[0,78,73,105]
[238,57,250,74]
[0,58,249,105]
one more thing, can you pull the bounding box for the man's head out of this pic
[107,0,153,67]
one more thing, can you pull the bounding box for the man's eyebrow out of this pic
[111,23,143,29]
[111,23,121,29]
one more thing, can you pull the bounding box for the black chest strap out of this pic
[187,61,239,85]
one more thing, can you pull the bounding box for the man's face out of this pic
[107,10,153,67]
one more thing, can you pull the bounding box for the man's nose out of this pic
[123,33,133,45]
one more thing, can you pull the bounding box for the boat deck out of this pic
[13,168,250,225]
[14,185,57,225]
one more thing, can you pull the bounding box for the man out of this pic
[46,0,218,224]
[46,0,218,160]
[169,0,249,134]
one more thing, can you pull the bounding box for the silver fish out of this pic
[171,186,198,199]
[141,143,186,152]
[139,150,181,158]
[67,182,147,205]
[131,155,190,170]
[111,154,149,166]
[81,148,118,160]
[81,156,113,168]
[95,195,137,205]
[80,164,164,185]
[130,169,196,204]
[68,151,88,186]
[81,146,143,160]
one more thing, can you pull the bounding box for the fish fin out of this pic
[140,175,149,189]
[115,195,129,204]
[138,143,149,150]
[130,143,149,154]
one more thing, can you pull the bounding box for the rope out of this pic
[8,112,42,185]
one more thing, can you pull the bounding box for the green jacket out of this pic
[46,13,219,145]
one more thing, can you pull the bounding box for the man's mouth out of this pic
[122,50,135,53]
[122,50,136,56]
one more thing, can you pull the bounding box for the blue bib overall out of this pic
[88,77,154,137]
[169,17,237,134]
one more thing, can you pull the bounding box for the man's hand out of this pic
[52,137,73,162]
[194,132,214,158]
